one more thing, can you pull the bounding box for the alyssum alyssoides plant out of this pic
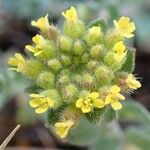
[8,7,141,139]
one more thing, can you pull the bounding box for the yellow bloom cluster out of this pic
[29,93,54,114]
[113,16,136,38]
[8,6,141,139]
[76,92,105,113]
[105,85,125,110]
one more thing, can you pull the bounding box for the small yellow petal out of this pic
[47,98,54,107]
[88,92,99,99]
[93,99,105,108]
[29,93,42,98]
[35,104,49,114]
[15,53,25,63]
[111,85,121,93]
[82,105,91,113]
[25,45,36,53]
[111,101,122,110]
[105,95,111,105]
[29,99,42,108]
[76,98,83,108]
[8,58,18,66]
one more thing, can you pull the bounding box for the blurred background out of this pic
[0,0,150,149]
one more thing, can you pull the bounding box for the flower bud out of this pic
[90,45,104,59]
[105,30,122,49]
[81,53,89,64]
[95,65,114,85]
[85,26,102,46]
[47,25,59,40]
[37,71,55,89]
[86,61,98,70]
[59,36,72,53]
[62,84,78,102]
[81,73,96,90]
[104,52,125,71]
[73,40,85,56]
[21,60,44,79]
[47,58,62,72]
[60,54,72,66]
[64,20,85,39]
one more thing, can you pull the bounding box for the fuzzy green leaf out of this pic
[68,117,100,146]
[88,19,107,32]
[119,100,150,124]
[125,125,150,150]
[121,48,135,73]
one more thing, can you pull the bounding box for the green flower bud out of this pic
[62,84,78,102]
[86,61,98,70]
[85,26,102,46]
[41,40,56,60]
[57,74,71,86]
[47,25,60,40]
[90,45,104,59]
[59,36,72,53]
[73,74,82,86]
[72,57,81,66]
[47,58,62,72]
[98,86,111,99]
[64,20,85,38]
[73,40,85,56]
[81,73,96,89]
[60,54,72,66]
[95,65,114,85]
[37,71,55,89]
[81,53,89,64]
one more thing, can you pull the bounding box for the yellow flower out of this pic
[126,74,141,90]
[62,6,78,22]
[31,14,50,32]
[29,93,54,114]
[25,34,45,56]
[8,53,25,71]
[105,85,125,110]
[76,92,105,113]
[113,16,136,38]
[113,41,127,62]
[55,120,74,138]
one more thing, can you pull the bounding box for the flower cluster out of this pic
[8,6,141,138]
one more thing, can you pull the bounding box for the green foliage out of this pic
[119,100,150,124]
[125,125,150,150]
[68,117,100,146]
[121,48,135,73]
[47,103,68,124]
